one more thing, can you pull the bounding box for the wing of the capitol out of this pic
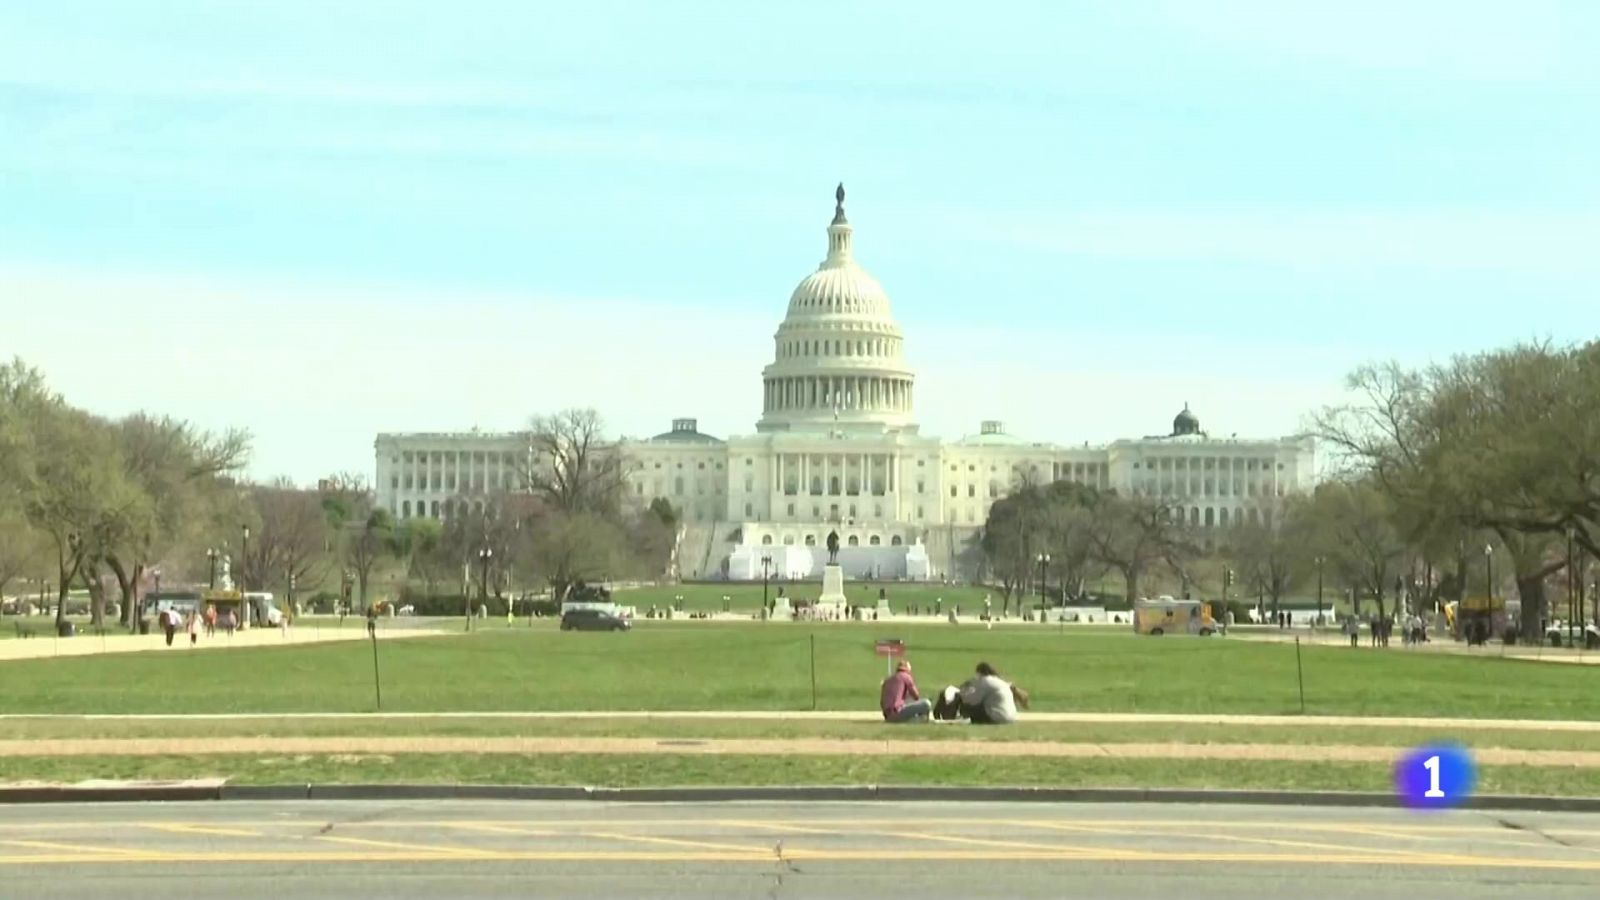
[374,186,1315,581]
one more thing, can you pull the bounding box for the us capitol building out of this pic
[375,186,1316,581]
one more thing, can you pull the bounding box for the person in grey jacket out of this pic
[958,662,1026,725]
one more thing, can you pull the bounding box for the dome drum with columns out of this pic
[373,185,1317,583]
[758,184,916,434]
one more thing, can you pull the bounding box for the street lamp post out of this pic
[1484,544,1495,642]
[475,547,492,633]
[206,548,218,590]
[1036,553,1050,611]
[1566,527,1576,647]
[1222,568,1232,613]
[240,524,251,628]
[287,571,297,622]
[761,554,773,612]
[1315,557,1324,628]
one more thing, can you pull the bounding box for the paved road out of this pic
[2,800,1599,898]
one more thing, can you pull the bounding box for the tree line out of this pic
[978,340,1600,635]
[0,359,674,626]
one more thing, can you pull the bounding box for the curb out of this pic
[5,784,1600,812]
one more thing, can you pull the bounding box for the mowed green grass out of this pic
[7,754,1600,797]
[615,582,1004,613]
[4,716,1597,752]
[1,623,1597,719]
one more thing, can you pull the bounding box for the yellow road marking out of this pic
[718,820,849,837]
[0,848,1595,869]
[868,829,1105,855]
[0,817,1552,836]
[0,839,174,859]
[441,822,560,837]
[315,835,498,858]
[579,830,772,854]
[146,824,261,838]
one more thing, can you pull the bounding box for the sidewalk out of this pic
[0,623,436,662]
[2,735,1597,767]
[1231,630,1600,665]
[4,709,1598,731]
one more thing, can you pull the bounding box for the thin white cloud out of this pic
[0,264,1359,486]
[975,210,1600,274]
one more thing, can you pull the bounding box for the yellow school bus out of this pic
[1134,597,1219,636]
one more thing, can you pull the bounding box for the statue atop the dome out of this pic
[833,182,847,224]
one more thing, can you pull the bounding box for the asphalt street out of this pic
[2,800,1599,898]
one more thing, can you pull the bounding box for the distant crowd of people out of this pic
[1339,613,1429,648]
[152,603,247,647]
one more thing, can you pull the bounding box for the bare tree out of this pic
[519,409,628,516]
[243,479,329,598]
[1088,491,1193,603]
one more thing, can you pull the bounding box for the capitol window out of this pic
[786,503,795,517]
[870,535,881,546]
[949,486,957,498]
[968,485,976,498]
[892,535,904,546]
[744,502,753,517]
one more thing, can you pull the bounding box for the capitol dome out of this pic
[757,185,917,434]
[1172,403,1202,437]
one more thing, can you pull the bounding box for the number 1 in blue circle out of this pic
[1423,754,1444,798]
[1396,746,1475,808]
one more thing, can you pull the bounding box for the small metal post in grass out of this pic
[370,624,383,710]
[809,634,817,711]
[1294,636,1306,715]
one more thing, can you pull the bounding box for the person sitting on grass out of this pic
[880,660,932,723]
[958,662,1028,725]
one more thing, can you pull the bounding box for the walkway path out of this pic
[0,623,437,662]
[4,710,1597,731]
[1,735,1597,766]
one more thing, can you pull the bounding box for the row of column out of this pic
[1147,457,1281,499]
[764,375,912,414]
[771,452,900,496]
[402,451,516,493]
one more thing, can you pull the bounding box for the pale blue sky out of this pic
[2,2,1597,483]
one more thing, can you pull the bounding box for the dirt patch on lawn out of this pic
[1,736,1596,768]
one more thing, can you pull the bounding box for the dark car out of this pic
[560,608,631,632]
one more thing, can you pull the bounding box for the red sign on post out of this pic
[874,639,905,657]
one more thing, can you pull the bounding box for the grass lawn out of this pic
[3,715,1597,752]
[614,582,1015,614]
[5,753,1599,797]
[1,623,1597,719]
